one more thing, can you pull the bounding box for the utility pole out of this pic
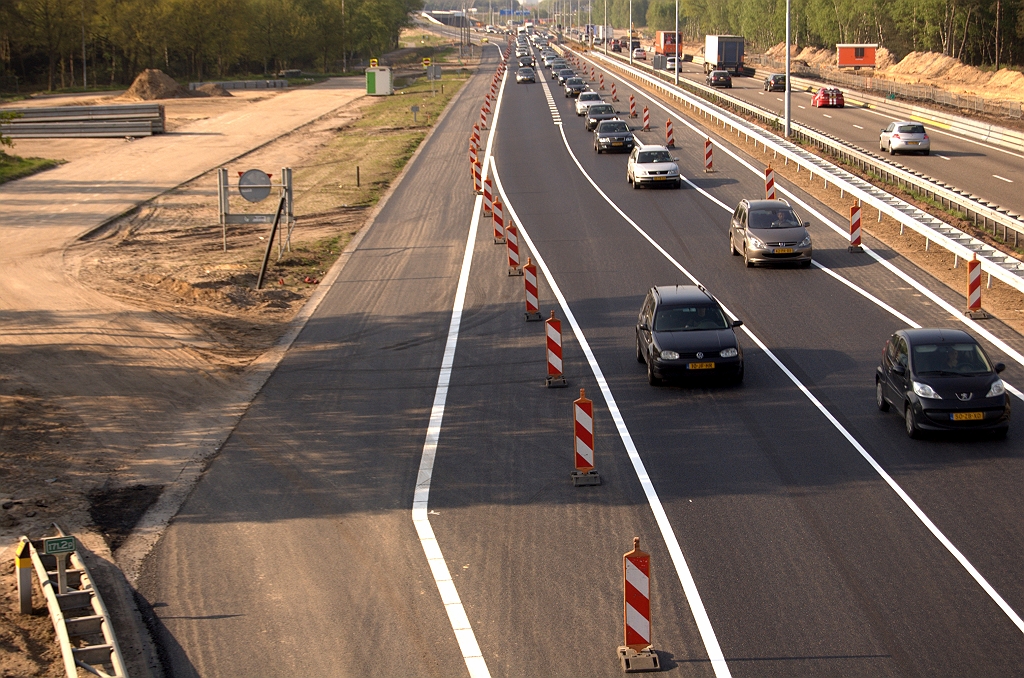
[628,0,632,65]
[604,0,608,55]
[674,0,678,85]
[784,0,791,137]
[81,0,87,89]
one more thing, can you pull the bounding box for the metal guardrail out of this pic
[1,103,165,137]
[563,45,1024,296]
[22,525,127,678]
[188,79,288,90]
[748,55,1024,120]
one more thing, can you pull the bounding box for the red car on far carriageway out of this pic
[811,87,845,108]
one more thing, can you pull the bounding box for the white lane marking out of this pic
[491,159,732,678]
[823,114,833,119]
[993,174,1014,183]
[798,105,806,109]
[776,97,783,102]
[413,56,506,678]
[938,155,951,160]
[586,59,1024,382]
[853,124,864,129]
[547,89,1024,633]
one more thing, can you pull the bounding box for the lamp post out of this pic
[674,0,679,85]
[784,0,792,137]
[628,0,632,65]
[604,0,608,55]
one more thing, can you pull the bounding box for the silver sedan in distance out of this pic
[880,121,931,155]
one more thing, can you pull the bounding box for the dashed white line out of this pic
[938,155,951,160]
[412,56,507,678]
[852,124,864,129]
[823,114,833,118]
[798,105,806,109]
[993,174,1014,183]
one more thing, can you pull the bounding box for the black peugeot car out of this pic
[584,104,618,130]
[636,285,743,385]
[594,119,634,153]
[876,328,1010,438]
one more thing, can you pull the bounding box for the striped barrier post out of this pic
[704,138,714,173]
[523,257,542,321]
[611,82,618,101]
[966,255,988,318]
[617,538,659,671]
[479,107,487,130]
[469,142,477,168]
[16,537,32,614]
[571,388,600,485]
[471,125,480,145]
[506,222,522,276]
[848,205,863,253]
[472,160,482,194]
[642,106,650,132]
[483,98,492,115]
[483,178,494,217]
[493,199,506,243]
[599,73,605,90]
[765,165,776,200]
[629,95,637,118]
[545,310,567,388]
[665,119,674,148]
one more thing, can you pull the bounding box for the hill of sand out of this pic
[119,69,201,101]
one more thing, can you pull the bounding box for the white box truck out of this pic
[704,35,745,74]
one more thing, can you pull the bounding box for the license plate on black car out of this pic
[951,412,984,421]
[688,362,714,370]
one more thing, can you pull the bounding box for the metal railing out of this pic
[565,46,1024,296]
[0,103,165,137]
[748,55,1024,120]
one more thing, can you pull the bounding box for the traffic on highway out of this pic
[136,32,1024,678]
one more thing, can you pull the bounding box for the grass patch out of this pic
[0,152,59,184]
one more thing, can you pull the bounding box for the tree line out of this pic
[0,0,423,92]
[532,0,1024,68]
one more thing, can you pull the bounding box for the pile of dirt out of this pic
[194,82,233,97]
[120,69,197,101]
[875,47,896,69]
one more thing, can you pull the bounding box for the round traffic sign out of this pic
[238,169,272,203]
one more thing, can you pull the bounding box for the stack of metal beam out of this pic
[0,103,165,138]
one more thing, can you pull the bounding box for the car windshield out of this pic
[913,343,992,375]
[590,105,613,114]
[638,150,671,163]
[567,78,584,86]
[580,93,601,101]
[518,68,532,75]
[897,124,926,134]
[654,305,729,331]
[748,208,800,229]
[599,121,629,133]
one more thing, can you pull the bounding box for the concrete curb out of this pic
[113,51,490,587]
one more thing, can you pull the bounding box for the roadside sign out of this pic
[369,58,378,67]
[427,64,442,81]
[43,536,76,555]
[238,169,272,203]
[422,57,431,68]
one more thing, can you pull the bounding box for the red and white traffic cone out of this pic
[469,142,478,168]
[571,388,600,484]
[472,160,483,194]
[629,95,637,118]
[506,222,522,276]
[479,108,487,130]
[545,311,568,388]
[665,119,674,148]
[848,205,863,253]
[764,165,776,200]
[616,538,659,671]
[642,106,650,132]
[611,82,618,101]
[471,125,480,145]
[523,257,542,321]
[483,178,494,217]
[599,73,605,90]
[966,255,988,318]
[704,138,714,173]
[493,199,506,244]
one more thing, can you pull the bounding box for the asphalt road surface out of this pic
[138,40,1024,677]
[615,54,1024,219]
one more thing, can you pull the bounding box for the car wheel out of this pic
[730,365,744,385]
[632,177,640,189]
[889,144,896,156]
[674,180,681,189]
[636,336,645,363]
[801,259,812,268]
[880,142,885,151]
[647,357,661,385]
[923,149,930,156]
[904,404,919,438]
[993,427,1009,440]
[730,234,738,256]
[876,379,890,412]
[743,244,753,267]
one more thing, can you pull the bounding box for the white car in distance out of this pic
[575,91,604,115]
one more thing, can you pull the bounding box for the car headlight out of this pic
[719,348,738,358]
[986,379,1006,397]
[659,350,679,360]
[598,137,611,142]
[799,235,811,248]
[668,166,679,176]
[634,168,646,176]
[912,381,942,399]
[748,235,765,248]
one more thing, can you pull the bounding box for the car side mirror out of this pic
[731,319,743,327]
[880,128,886,133]
[803,222,811,228]
[671,157,679,163]
[639,321,650,331]
[996,362,1006,373]
[893,364,906,375]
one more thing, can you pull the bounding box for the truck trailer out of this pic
[654,31,681,56]
[704,35,744,74]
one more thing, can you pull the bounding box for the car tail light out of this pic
[892,134,901,139]
[923,134,929,139]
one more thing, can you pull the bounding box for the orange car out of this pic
[812,87,845,108]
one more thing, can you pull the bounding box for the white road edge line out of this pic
[582,57,1024,392]
[491,157,733,678]
[413,52,505,678]
[551,67,1024,633]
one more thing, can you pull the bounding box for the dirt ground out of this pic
[1,40,474,674]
